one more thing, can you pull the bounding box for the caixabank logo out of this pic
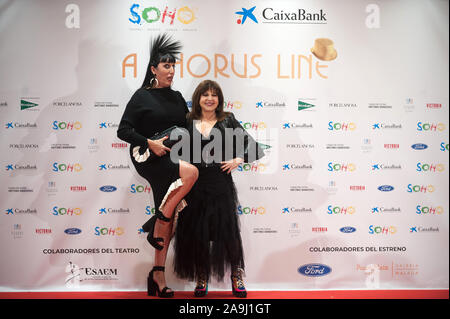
[235,6,258,24]
[235,6,327,25]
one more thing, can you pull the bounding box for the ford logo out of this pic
[411,143,428,150]
[340,226,356,233]
[64,228,82,235]
[298,264,332,277]
[99,185,117,192]
[378,185,394,192]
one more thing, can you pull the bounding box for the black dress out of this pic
[173,113,265,282]
[117,87,189,232]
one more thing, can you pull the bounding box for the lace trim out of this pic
[158,178,187,235]
[132,146,150,163]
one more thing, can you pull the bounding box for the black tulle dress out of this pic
[173,113,264,282]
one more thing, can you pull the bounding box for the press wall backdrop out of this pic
[0,0,448,291]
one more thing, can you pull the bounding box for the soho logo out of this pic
[52,163,82,172]
[416,122,446,131]
[52,206,82,216]
[239,121,267,130]
[237,163,266,172]
[327,206,356,215]
[94,227,124,236]
[224,100,243,109]
[416,163,445,172]
[237,205,266,215]
[128,4,196,25]
[52,121,82,130]
[328,121,356,131]
[407,184,435,193]
[368,225,397,235]
[130,184,151,193]
[416,205,444,215]
[145,206,156,215]
[327,162,356,172]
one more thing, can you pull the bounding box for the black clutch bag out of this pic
[132,126,185,162]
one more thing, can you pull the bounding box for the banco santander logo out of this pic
[235,6,258,24]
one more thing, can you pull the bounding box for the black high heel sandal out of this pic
[147,266,174,298]
[142,211,171,250]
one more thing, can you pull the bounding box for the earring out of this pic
[150,77,159,88]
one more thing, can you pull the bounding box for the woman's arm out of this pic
[117,90,149,148]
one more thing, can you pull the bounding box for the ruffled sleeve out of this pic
[226,113,265,163]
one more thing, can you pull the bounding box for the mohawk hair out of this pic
[141,33,182,88]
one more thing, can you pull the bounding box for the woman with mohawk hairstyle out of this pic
[117,33,198,298]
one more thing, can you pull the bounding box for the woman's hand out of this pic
[147,136,171,157]
[220,157,244,174]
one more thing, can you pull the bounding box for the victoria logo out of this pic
[298,264,332,277]
[99,185,117,192]
[235,6,258,24]
[378,185,394,192]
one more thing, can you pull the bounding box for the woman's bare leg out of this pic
[153,160,198,291]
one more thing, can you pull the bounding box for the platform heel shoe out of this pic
[194,274,208,297]
[147,266,174,298]
[142,211,171,250]
[231,269,247,298]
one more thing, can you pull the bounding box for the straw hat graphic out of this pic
[311,38,337,61]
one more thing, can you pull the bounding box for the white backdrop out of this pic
[0,0,448,292]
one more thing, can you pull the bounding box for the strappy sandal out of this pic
[142,211,171,250]
[147,266,174,298]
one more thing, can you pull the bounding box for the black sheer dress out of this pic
[173,113,264,282]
